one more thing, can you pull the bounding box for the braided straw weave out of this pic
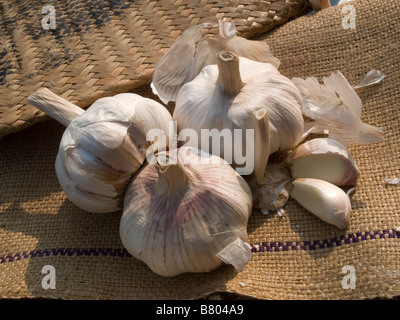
[0,0,309,139]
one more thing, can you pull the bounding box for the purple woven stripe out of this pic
[0,247,131,264]
[0,229,399,264]
[251,229,400,253]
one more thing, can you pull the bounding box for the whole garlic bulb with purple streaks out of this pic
[119,147,253,277]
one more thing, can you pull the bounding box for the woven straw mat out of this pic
[1,0,400,300]
[0,0,309,139]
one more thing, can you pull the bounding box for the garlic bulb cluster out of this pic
[27,20,387,277]
[119,146,253,277]
[173,50,304,183]
[151,20,280,104]
[28,89,172,213]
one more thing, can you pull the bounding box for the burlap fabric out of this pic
[0,0,309,140]
[1,0,399,300]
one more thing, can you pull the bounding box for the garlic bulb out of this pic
[291,178,352,229]
[151,20,280,104]
[173,51,304,183]
[120,146,253,277]
[286,138,360,187]
[292,71,384,145]
[27,88,172,213]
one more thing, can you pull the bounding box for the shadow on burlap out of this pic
[0,0,399,300]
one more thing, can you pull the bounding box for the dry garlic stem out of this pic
[216,51,244,95]
[28,89,84,126]
[286,138,360,187]
[120,147,253,277]
[291,178,352,229]
[28,88,172,213]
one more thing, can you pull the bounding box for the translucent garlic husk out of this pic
[151,20,280,104]
[292,71,384,146]
[173,51,304,184]
[119,147,253,277]
[28,89,173,213]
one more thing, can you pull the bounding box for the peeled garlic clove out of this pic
[291,178,352,229]
[286,138,360,187]
[28,89,172,213]
[120,147,253,277]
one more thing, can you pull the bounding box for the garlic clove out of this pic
[291,178,352,229]
[55,152,122,213]
[286,138,360,187]
[120,146,253,277]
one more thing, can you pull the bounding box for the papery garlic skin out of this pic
[173,52,304,183]
[353,69,386,89]
[150,24,204,105]
[286,138,360,187]
[120,147,253,277]
[151,20,280,104]
[292,71,384,146]
[250,163,292,212]
[291,178,352,229]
